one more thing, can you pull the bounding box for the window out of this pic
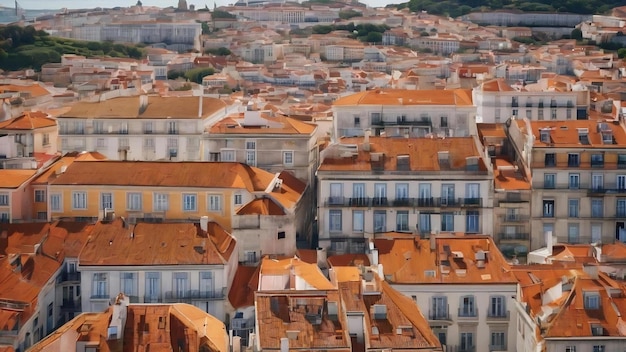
[619,154,626,168]
[374,183,387,205]
[618,175,626,191]
[34,190,45,203]
[153,193,169,211]
[440,116,448,128]
[495,109,501,122]
[567,153,579,167]
[465,183,480,204]
[245,150,256,166]
[145,272,160,301]
[120,273,137,297]
[419,213,431,233]
[418,183,431,206]
[119,122,128,134]
[96,138,106,148]
[143,121,153,134]
[100,193,113,210]
[543,200,554,217]
[526,109,531,118]
[592,223,602,243]
[374,210,386,233]
[593,346,605,352]
[592,174,604,191]
[551,108,557,119]
[50,194,61,211]
[208,195,222,211]
[144,138,155,149]
[0,193,8,206]
[277,231,285,239]
[72,192,87,210]
[354,116,360,127]
[565,346,576,352]
[173,272,188,298]
[490,331,506,350]
[396,211,409,232]
[283,151,293,165]
[538,109,544,120]
[182,194,196,211]
[591,199,604,218]
[37,212,47,220]
[441,184,455,205]
[395,183,409,200]
[441,212,454,231]
[329,210,342,232]
[584,292,600,309]
[568,223,580,243]
[92,273,107,298]
[466,210,479,233]
[459,332,474,352]
[199,272,214,295]
[167,121,178,134]
[591,154,604,167]
[127,193,142,211]
[329,183,343,204]
[167,138,178,158]
[459,295,475,317]
[489,295,506,317]
[568,199,579,218]
[234,194,242,205]
[569,173,579,189]
[431,296,448,319]
[617,199,626,218]
[544,173,555,189]
[544,153,555,167]
[220,149,235,162]
[353,211,364,232]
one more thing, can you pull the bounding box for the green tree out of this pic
[168,70,185,80]
[205,47,231,55]
[364,32,382,43]
[338,9,362,19]
[184,67,215,83]
[571,28,583,40]
[618,48,626,59]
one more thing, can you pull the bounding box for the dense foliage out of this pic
[393,0,622,16]
[204,47,231,56]
[0,25,145,71]
[311,23,389,43]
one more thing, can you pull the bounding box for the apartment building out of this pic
[78,218,237,321]
[0,169,37,223]
[57,95,230,161]
[47,160,308,258]
[0,111,57,166]
[508,119,626,247]
[253,256,442,351]
[29,299,228,352]
[205,107,318,183]
[409,36,460,55]
[317,136,494,255]
[513,265,626,352]
[332,88,475,139]
[477,124,532,261]
[376,234,518,352]
[473,77,590,123]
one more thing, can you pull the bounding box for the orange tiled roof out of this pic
[0,83,51,98]
[494,158,531,190]
[0,169,37,188]
[318,136,487,172]
[32,151,107,185]
[51,161,274,193]
[519,119,626,148]
[78,220,234,266]
[0,111,56,130]
[376,234,517,284]
[333,88,473,106]
[208,113,316,135]
[228,265,259,309]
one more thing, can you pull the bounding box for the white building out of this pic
[332,88,476,139]
[375,234,518,352]
[78,219,238,321]
[57,95,234,161]
[317,136,494,254]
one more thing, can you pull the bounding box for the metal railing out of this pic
[498,233,530,241]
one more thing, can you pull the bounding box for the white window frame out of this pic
[283,151,294,166]
[72,191,87,210]
[50,194,62,212]
[220,149,235,162]
[34,190,46,203]
[182,193,197,212]
[100,192,113,210]
[352,210,364,233]
[208,194,222,212]
[126,192,142,211]
[153,193,169,212]
[329,210,342,232]
[0,193,10,206]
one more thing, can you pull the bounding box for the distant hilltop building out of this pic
[178,0,188,10]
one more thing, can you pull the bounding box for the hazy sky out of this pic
[8,0,392,9]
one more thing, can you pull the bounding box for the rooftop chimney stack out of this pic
[363,129,371,152]
[200,216,209,233]
[545,230,553,255]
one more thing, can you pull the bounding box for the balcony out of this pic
[144,295,163,303]
[498,233,530,241]
[587,185,626,196]
[90,294,110,300]
[349,197,370,207]
[428,308,451,322]
[461,197,482,207]
[486,310,510,322]
[59,272,80,282]
[372,197,388,207]
[371,117,432,127]
[439,197,458,207]
[392,197,413,207]
[498,214,529,223]
[61,299,80,311]
[457,308,478,320]
[325,196,345,207]
[164,290,225,303]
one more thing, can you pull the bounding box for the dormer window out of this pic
[577,128,589,145]
[583,291,600,309]
[539,129,551,143]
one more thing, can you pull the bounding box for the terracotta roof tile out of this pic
[236,198,285,216]
[0,169,37,188]
[228,265,259,309]
[333,88,473,106]
[32,152,108,185]
[519,119,626,148]
[0,111,56,130]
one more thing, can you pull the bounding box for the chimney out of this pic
[370,248,379,266]
[200,216,209,233]
[545,230,553,255]
[198,94,204,117]
[363,129,371,152]
[316,247,327,269]
[280,337,289,352]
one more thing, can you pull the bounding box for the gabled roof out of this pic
[32,151,108,185]
[0,111,56,130]
[0,169,37,189]
[228,265,259,309]
[333,88,473,106]
[208,113,317,135]
[259,256,334,290]
[51,161,274,192]
[520,119,626,148]
[236,197,285,216]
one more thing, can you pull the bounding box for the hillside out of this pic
[0,25,145,71]
[392,0,623,17]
